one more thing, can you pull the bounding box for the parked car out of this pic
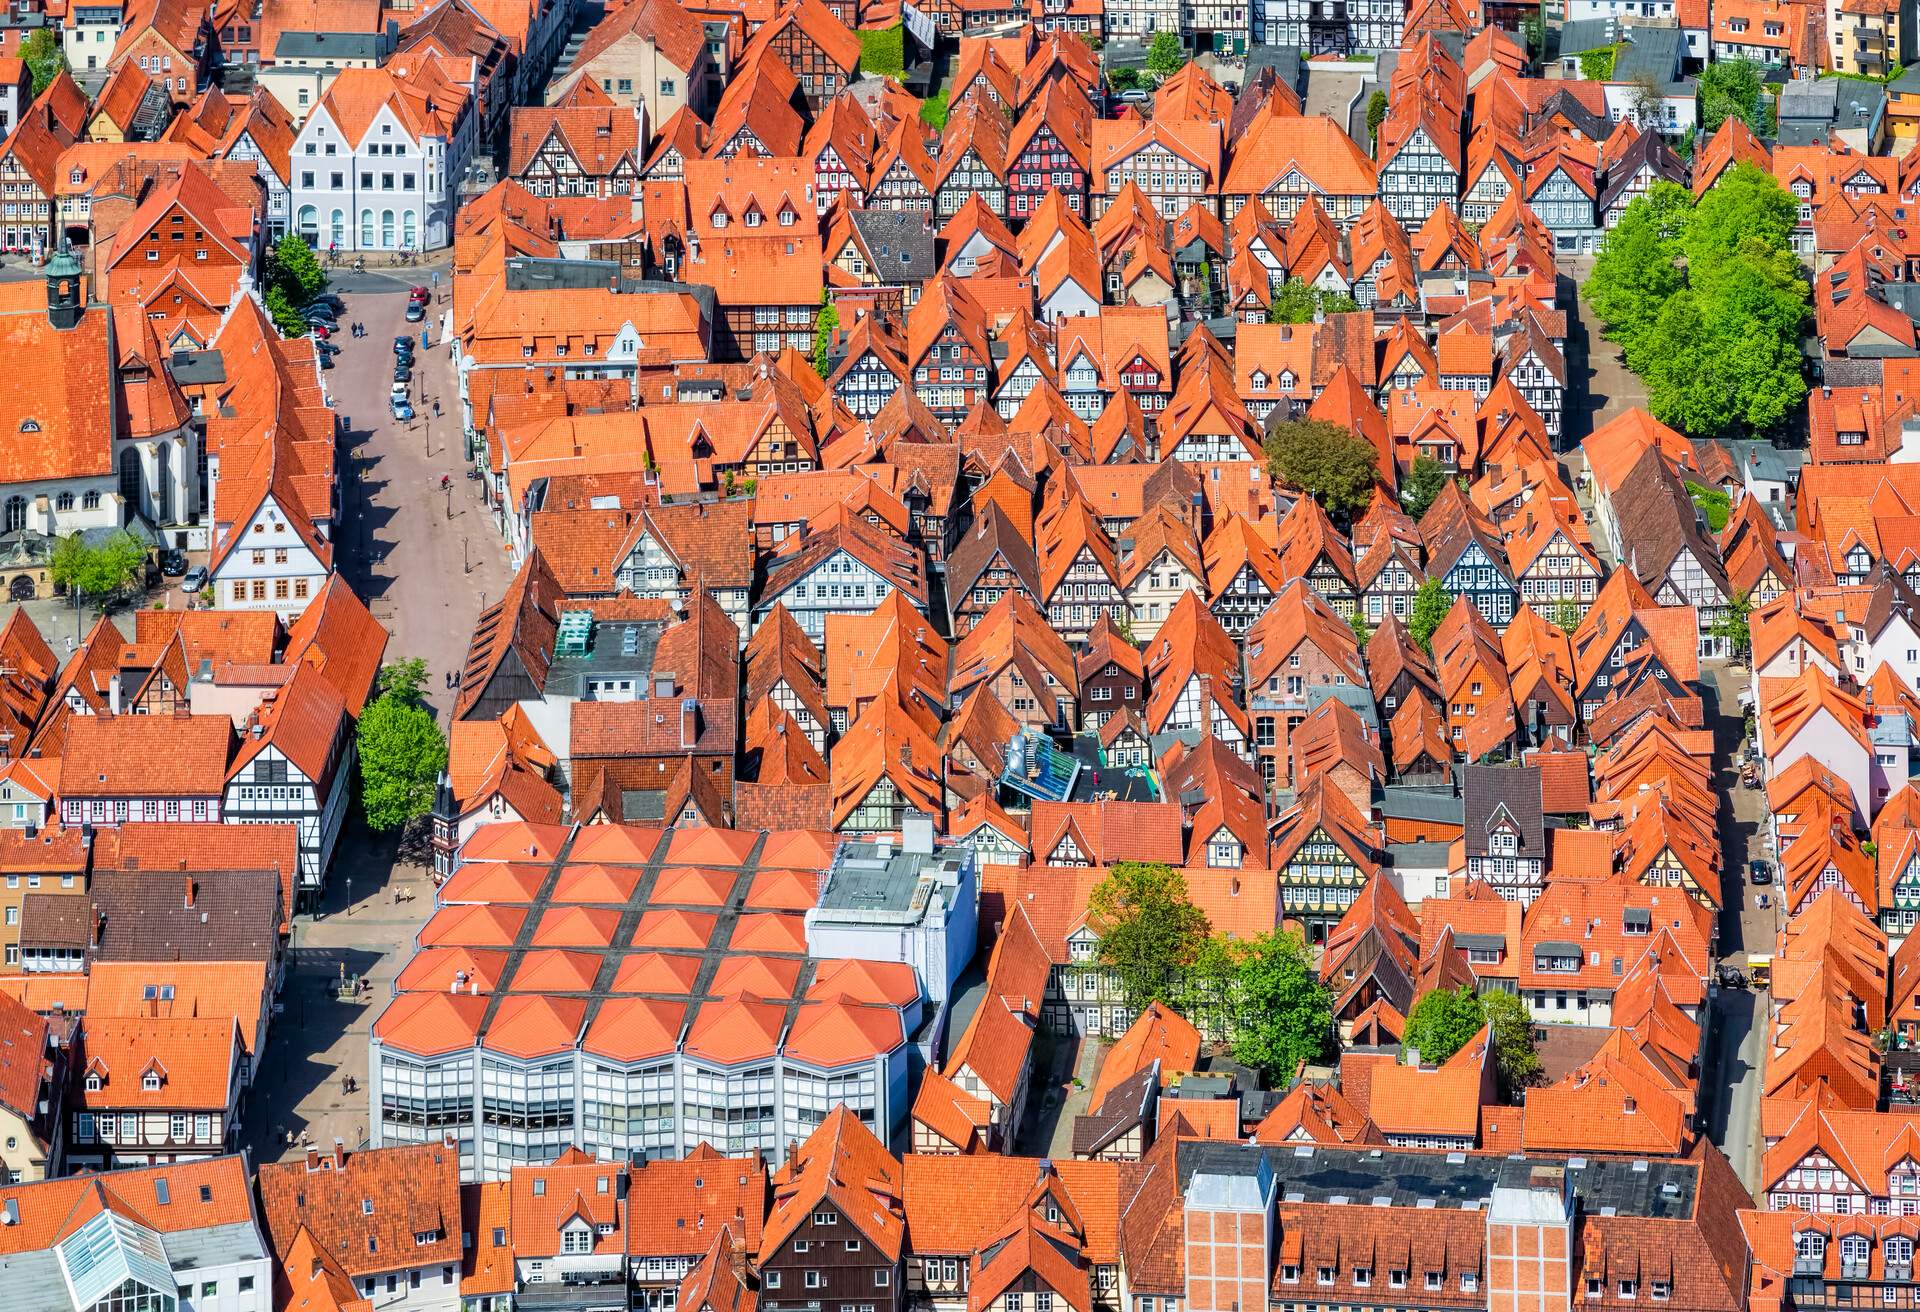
[393,335,413,353]
[408,285,430,303]
[181,565,208,591]
[309,322,331,339]
[303,304,337,321]
[1749,859,1773,885]
[390,398,415,422]
[159,549,188,577]
[393,363,412,383]
[390,381,409,401]
[404,301,426,323]
[311,293,346,312]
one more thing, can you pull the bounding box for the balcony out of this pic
[1855,23,1886,44]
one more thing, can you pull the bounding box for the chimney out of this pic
[184,878,194,909]
[305,1145,320,1171]
[680,698,698,750]
[107,677,120,717]
[333,1138,346,1169]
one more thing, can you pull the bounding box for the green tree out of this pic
[375,657,432,703]
[1584,181,1689,368]
[357,693,448,832]
[1365,90,1388,148]
[51,530,147,601]
[1402,985,1484,1067]
[1263,418,1378,516]
[1230,930,1333,1080]
[1088,861,1211,1010]
[1408,578,1453,655]
[20,29,64,96]
[918,89,949,129]
[1269,279,1361,324]
[268,233,327,303]
[1552,597,1582,635]
[1401,454,1449,519]
[1347,611,1372,646]
[1107,67,1141,91]
[1711,588,1754,659]
[1585,164,1806,437]
[812,293,839,379]
[1178,934,1242,1042]
[1145,31,1185,80]
[1482,989,1544,1095]
[1697,58,1769,134]
[265,285,308,338]
[1519,11,1544,55]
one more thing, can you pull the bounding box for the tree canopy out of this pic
[357,660,448,832]
[812,294,839,379]
[1263,418,1379,516]
[1402,986,1541,1097]
[20,29,64,96]
[1145,32,1185,79]
[1402,986,1484,1066]
[1088,861,1210,1009]
[51,531,147,600]
[1401,455,1449,520]
[1697,58,1773,135]
[1408,578,1453,655]
[1583,163,1806,436]
[1365,90,1388,147]
[1229,930,1333,1080]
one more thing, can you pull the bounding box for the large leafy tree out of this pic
[1402,986,1484,1066]
[20,29,64,96]
[1264,418,1378,516]
[1403,986,1542,1097]
[268,233,327,304]
[1401,455,1449,520]
[1145,31,1185,80]
[1230,930,1333,1080]
[1482,990,1544,1094]
[1088,861,1211,1010]
[1408,578,1453,655]
[357,659,448,832]
[1584,163,1805,436]
[51,530,147,601]
[1697,58,1771,135]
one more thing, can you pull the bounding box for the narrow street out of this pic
[1700,663,1771,1194]
[241,275,515,1164]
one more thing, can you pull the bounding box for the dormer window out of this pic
[18,419,36,432]
[85,1073,102,1092]
[142,1072,160,1091]
[779,207,796,226]
[563,1226,593,1254]
[711,208,728,228]
[744,207,763,228]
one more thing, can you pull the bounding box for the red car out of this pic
[408,285,430,304]
[309,322,331,339]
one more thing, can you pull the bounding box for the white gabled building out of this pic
[222,662,353,906]
[290,57,475,254]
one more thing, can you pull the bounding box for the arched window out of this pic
[54,492,72,512]
[380,210,396,249]
[359,209,373,247]
[81,491,100,511]
[328,209,345,248]
[296,205,318,241]
[402,210,416,250]
[3,496,25,534]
